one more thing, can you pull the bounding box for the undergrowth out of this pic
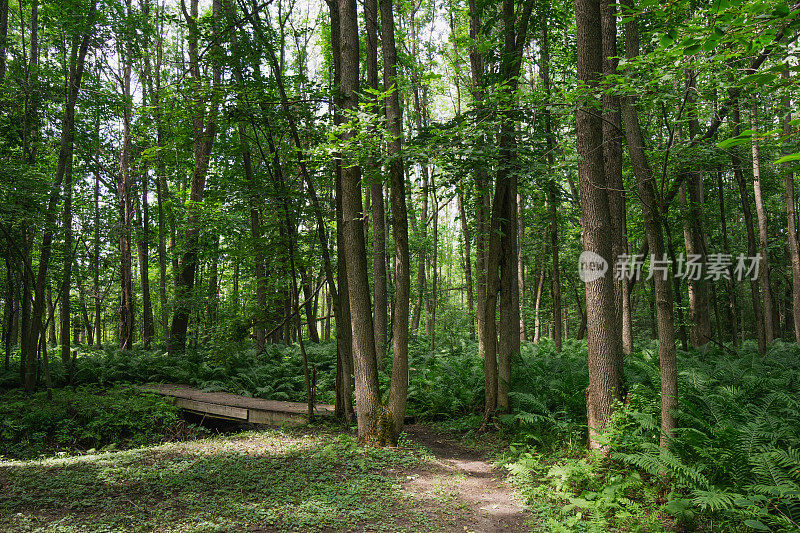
[3,336,799,531]
[0,386,193,459]
[501,339,800,532]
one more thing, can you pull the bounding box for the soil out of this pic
[402,424,532,532]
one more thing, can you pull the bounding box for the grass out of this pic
[0,425,490,533]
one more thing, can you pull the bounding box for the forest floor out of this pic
[0,422,533,532]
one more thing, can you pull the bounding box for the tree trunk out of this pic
[93,116,102,348]
[364,0,387,361]
[716,168,739,346]
[457,191,475,339]
[540,9,562,351]
[601,0,631,355]
[337,0,388,445]
[60,115,73,363]
[621,9,677,446]
[751,102,774,345]
[782,70,800,343]
[732,101,766,353]
[533,258,546,343]
[118,6,135,350]
[517,193,526,342]
[380,0,410,436]
[682,72,713,348]
[137,163,155,349]
[428,182,439,350]
[576,0,623,448]
[168,0,221,354]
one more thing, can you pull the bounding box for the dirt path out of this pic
[402,425,532,532]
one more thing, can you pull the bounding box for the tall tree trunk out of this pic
[601,0,631,355]
[731,101,765,353]
[517,193,526,342]
[60,113,73,363]
[751,102,774,345]
[457,191,475,339]
[325,0,355,423]
[782,70,800,343]
[682,72,712,348]
[716,168,739,346]
[380,0,410,436]
[576,0,623,448]
[364,0,387,361]
[540,9,561,351]
[468,0,493,407]
[412,171,428,333]
[93,114,102,348]
[23,0,95,391]
[533,256,546,343]
[227,2,266,349]
[137,164,155,348]
[621,9,677,446]
[428,181,438,349]
[337,0,388,445]
[46,284,56,345]
[3,256,13,370]
[168,0,221,354]
[118,5,135,350]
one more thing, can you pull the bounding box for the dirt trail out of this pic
[403,425,532,532]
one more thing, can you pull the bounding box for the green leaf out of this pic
[744,519,770,531]
[741,73,778,86]
[775,153,800,165]
[717,135,752,149]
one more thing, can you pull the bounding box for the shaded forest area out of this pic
[1,0,800,530]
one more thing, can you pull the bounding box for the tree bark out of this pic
[621,9,677,446]
[716,168,739,346]
[751,102,774,345]
[380,0,410,436]
[364,0,387,361]
[338,0,388,445]
[457,191,475,339]
[732,101,766,353]
[601,0,631,355]
[577,0,623,448]
[517,193,526,342]
[678,71,713,348]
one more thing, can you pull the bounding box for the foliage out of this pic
[1,341,340,405]
[0,386,186,459]
[501,341,800,531]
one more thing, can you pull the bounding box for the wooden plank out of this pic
[248,409,305,426]
[173,398,249,421]
[139,384,335,416]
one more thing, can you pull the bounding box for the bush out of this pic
[0,386,184,459]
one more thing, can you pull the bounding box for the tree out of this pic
[575,0,622,448]
[336,0,387,445]
[168,0,222,354]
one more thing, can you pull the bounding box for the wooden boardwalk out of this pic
[140,384,335,426]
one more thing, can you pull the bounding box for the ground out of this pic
[0,423,533,532]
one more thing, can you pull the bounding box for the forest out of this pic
[1,0,800,530]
